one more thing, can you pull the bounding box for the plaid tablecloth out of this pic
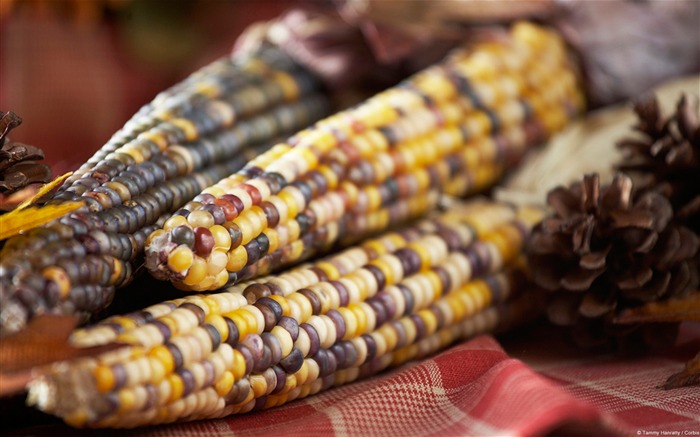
[7,323,699,437]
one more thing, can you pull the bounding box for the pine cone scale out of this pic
[527,171,699,350]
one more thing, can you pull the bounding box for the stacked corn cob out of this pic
[0,47,330,335]
[145,22,584,292]
[28,199,544,428]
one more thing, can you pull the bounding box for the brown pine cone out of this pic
[527,173,699,350]
[617,93,700,233]
[0,111,51,195]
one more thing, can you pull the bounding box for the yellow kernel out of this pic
[287,240,304,263]
[188,210,215,228]
[167,374,184,403]
[226,245,248,272]
[146,229,166,246]
[318,165,338,190]
[138,130,168,151]
[94,365,115,393]
[170,118,198,141]
[283,373,297,393]
[149,358,166,384]
[210,225,232,251]
[315,261,339,280]
[233,213,256,246]
[206,250,229,276]
[64,408,89,428]
[337,307,357,340]
[232,349,246,380]
[215,371,235,397]
[202,296,221,315]
[249,374,267,398]
[117,388,136,414]
[273,71,299,100]
[194,275,215,291]
[424,271,443,300]
[202,185,225,198]
[183,257,207,286]
[164,215,189,231]
[121,145,145,164]
[168,246,194,273]
[149,345,175,374]
[105,181,131,202]
[408,243,432,270]
[277,191,299,219]
[42,267,71,299]
[268,295,290,316]
[265,230,279,253]
[294,362,309,386]
[159,316,178,337]
[238,308,258,335]
[271,325,294,357]
[348,304,367,336]
[227,313,249,339]
[340,181,358,208]
[205,315,228,342]
[214,270,229,289]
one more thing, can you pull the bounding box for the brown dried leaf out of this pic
[0,314,125,397]
[614,293,700,324]
[663,351,700,389]
[15,171,73,211]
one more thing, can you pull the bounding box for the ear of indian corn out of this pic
[145,22,584,292]
[27,198,544,428]
[0,48,331,336]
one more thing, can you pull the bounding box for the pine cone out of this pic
[527,173,700,350]
[617,93,700,232]
[0,111,51,195]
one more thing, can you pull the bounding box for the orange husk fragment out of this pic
[0,200,83,240]
[0,314,125,397]
[613,293,700,324]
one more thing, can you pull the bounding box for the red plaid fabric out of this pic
[11,323,700,436]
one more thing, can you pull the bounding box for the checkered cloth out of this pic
[104,323,695,437]
[11,323,699,436]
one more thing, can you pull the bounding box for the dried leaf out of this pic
[0,201,84,240]
[15,171,73,211]
[663,351,700,389]
[614,293,700,324]
[0,314,125,397]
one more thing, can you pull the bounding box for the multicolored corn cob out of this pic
[0,48,331,335]
[27,199,544,428]
[145,22,584,292]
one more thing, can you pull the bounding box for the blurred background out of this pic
[0,0,291,175]
[2,0,699,177]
